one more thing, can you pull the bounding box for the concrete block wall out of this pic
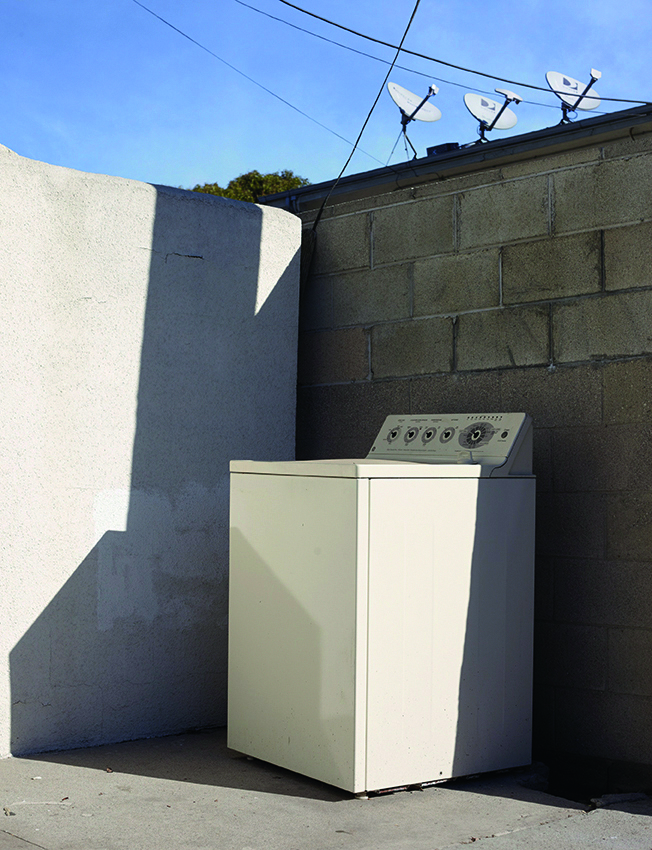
[1,146,301,756]
[294,126,652,789]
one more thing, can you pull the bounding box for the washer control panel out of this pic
[367,413,532,474]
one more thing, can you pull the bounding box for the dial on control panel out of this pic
[422,427,436,443]
[440,427,455,444]
[404,427,419,443]
[458,422,495,449]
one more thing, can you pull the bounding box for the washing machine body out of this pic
[228,413,535,794]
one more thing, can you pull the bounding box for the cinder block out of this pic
[533,427,553,493]
[501,146,600,180]
[554,559,652,629]
[602,132,652,160]
[555,689,652,764]
[297,328,368,385]
[296,381,411,459]
[414,167,515,203]
[607,491,652,561]
[553,155,652,233]
[609,628,652,696]
[409,370,501,414]
[534,555,554,620]
[300,273,333,331]
[603,358,652,425]
[414,171,481,199]
[553,291,652,363]
[502,232,601,304]
[413,248,500,316]
[536,492,606,559]
[311,212,370,273]
[331,264,411,327]
[371,317,453,379]
[535,621,607,690]
[325,185,413,217]
[604,221,652,291]
[457,305,549,371]
[458,175,549,249]
[501,363,602,429]
[372,196,455,265]
[552,425,652,493]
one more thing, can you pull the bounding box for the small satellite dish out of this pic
[464,94,519,129]
[388,83,442,123]
[463,88,521,142]
[387,81,442,159]
[546,69,601,122]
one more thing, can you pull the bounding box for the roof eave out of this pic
[259,105,652,214]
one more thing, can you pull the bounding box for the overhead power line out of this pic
[233,0,560,110]
[131,0,386,166]
[275,0,651,105]
[310,0,422,232]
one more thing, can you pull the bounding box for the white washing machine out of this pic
[228,412,535,795]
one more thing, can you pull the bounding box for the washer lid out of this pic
[230,458,494,478]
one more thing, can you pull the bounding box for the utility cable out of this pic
[234,0,562,110]
[310,0,422,233]
[276,0,651,105]
[131,0,386,166]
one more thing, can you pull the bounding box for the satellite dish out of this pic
[546,69,601,122]
[388,83,442,122]
[463,88,521,142]
[464,94,519,130]
[387,81,442,159]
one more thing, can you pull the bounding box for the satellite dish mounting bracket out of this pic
[399,109,419,158]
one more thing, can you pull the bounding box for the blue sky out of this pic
[3,0,650,191]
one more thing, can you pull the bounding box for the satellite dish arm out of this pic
[406,85,439,123]
[570,69,601,111]
[486,90,521,131]
[400,86,436,157]
[485,100,510,131]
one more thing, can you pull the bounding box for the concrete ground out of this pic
[1,729,651,850]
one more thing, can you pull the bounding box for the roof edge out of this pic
[259,105,652,214]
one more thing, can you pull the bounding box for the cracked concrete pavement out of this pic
[1,729,651,850]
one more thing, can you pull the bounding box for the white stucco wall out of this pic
[0,146,300,756]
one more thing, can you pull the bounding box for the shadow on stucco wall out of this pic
[9,185,299,754]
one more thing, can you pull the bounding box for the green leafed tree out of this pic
[192,169,310,204]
